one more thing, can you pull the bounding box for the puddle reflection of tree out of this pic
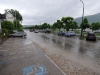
[41,35,50,42]
[64,42,73,52]
[79,41,87,54]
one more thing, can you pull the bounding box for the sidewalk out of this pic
[0,37,65,75]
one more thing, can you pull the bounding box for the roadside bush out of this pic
[2,29,8,38]
[8,30,13,34]
[17,28,23,31]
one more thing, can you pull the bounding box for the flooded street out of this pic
[26,30,100,74]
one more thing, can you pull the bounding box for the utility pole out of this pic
[15,11,17,31]
[80,0,84,38]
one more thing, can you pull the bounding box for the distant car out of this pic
[44,30,51,33]
[93,30,100,33]
[29,29,34,32]
[34,30,39,33]
[9,32,27,37]
[65,31,76,37]
[39,30,45,33]
[86,32,96,41]
[58,31,65,35]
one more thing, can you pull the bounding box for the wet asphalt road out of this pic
[0,30,100,75]
[0,35,65,75]
[26,30,100,73]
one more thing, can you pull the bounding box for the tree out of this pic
[61,17,74,31]
[70,21,78,30]
[91,22,100,31]
[1,21,14,33]
[13,20,22,31]
[41,23,49,29]
[56,20,63,31]
[80,18,90,30]
[5,9,23,22]
[47,24,50,29]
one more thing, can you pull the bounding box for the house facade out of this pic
[0,12,15,33]
[6,12,15,23]
[0,13,6,33]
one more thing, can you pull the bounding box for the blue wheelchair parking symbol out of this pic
[23,65,48,75]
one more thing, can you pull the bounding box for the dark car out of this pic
[44,30,51,33]
[58,31,65,35]
[29,29,34,32]
[9,32,27,37]
[86,32,96,41]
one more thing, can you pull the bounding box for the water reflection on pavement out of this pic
[26,31,100,73]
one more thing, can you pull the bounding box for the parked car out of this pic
[9,32,27,37]
[34,30,39,33]
[39,30,45,33]
[29,29,34,32]
[44,30,51,33]
[65,31,76,37]
[86,32,96,41]
[58,31,65,35]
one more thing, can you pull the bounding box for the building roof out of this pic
[0,13,6,19]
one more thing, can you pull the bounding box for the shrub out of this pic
[2,29,8,38]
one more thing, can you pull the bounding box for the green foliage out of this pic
[80,18,90,30]
[13,20,23,30]
[1,21,14,33]
[52,22,58,29]
[2,29,8,38]
[70,21,78,30]
[91,22,100,31]
[56,20,63,31]
[61,17,74,31]
[18,28,23,31]
[41,23,50,29]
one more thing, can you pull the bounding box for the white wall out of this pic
[6,12,15,23]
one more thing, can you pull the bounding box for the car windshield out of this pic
[88,33,95,36]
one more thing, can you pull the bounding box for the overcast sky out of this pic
[0,0,100,25]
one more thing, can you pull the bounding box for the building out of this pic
[0,13,6,33]
[0,11,15,33]
[5,11,15,23]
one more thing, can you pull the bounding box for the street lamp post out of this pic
[15,11,17,30]
[80,0,84,38]
[34,18,41,25]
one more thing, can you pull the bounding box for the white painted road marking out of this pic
[45,54,67,75]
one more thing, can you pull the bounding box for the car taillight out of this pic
[94,34,96,37]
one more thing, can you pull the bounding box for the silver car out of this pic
[9,32,27,37]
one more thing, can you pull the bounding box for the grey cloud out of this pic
[0,0,100,25]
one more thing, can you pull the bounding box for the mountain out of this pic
[22,25,34,27]
[74,13,100,25]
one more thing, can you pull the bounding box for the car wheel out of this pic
[86,38,88,41]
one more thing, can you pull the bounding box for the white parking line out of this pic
[45,54,67,75]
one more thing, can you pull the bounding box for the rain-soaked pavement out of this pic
[0,30,100,75]
[25,30,100,75]
[0,35,65,75]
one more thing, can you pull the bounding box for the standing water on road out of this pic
[26,31,100,73]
